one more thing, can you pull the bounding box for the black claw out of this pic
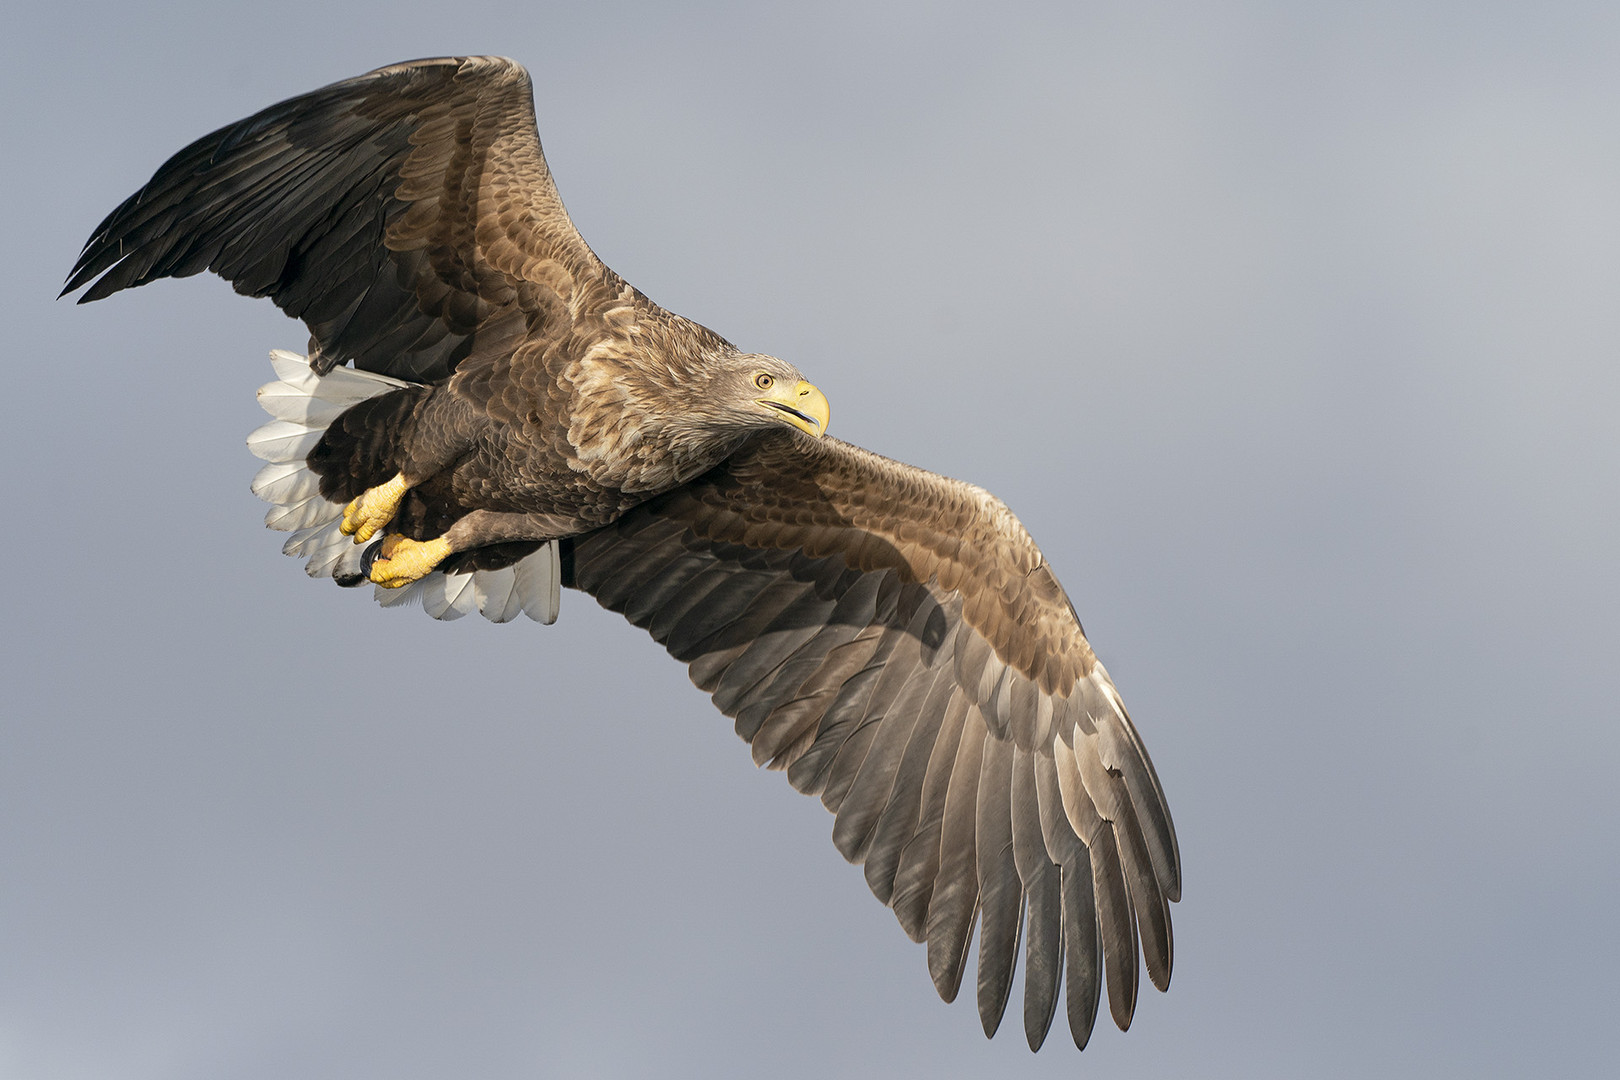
[336,537,385,587]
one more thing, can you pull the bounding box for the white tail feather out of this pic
[251,460,323,505]
[476,566,523,623]
[513,541,561,624]
[256,382,352,427]
[250,351,561,623]
[247,420,324,464]
[375,577,426,609]
[266,494,342,534]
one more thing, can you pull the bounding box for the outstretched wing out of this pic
[63,56,612,383]
[566,432,1180,1050]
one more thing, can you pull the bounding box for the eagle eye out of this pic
[754,373,774,391]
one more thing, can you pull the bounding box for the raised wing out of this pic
[63,56,613,383]
[566,432,1180,1049]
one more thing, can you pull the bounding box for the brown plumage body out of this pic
[64,56,1180,1052]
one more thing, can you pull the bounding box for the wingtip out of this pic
[59,273,92,302]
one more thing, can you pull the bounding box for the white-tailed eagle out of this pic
[63,56,1178,1052]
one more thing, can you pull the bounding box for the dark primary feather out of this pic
[1010,750,1064,1049]
[974,736,1023,1036]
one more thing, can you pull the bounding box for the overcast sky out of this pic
[4,2,1618,1078]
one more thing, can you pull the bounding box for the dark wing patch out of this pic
[63,56,610,384]
[566,434,1180,1048]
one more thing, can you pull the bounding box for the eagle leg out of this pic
[340,472,411,543]
[367,533,452,588]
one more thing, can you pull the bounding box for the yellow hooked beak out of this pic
[756,379,830,438]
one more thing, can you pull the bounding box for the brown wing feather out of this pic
[566,432,1181,1049]
[62,56,622,384]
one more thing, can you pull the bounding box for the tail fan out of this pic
[247,350,561,624]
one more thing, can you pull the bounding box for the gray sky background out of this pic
[3,2,1618,1078]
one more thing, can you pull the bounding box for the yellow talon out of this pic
[369,534,453,588]
[340,472,410,542]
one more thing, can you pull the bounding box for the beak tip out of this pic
[765,380,830,438]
